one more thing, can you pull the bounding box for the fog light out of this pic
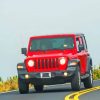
[25,74,29,79]
[64,72,68,76]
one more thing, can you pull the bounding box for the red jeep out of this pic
[17,33,93,94]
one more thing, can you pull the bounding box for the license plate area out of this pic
[40,72,51,78]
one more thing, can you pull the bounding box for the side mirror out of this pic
[78,44,84,52]
[21,48,27,56]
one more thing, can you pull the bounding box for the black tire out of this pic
[71,67,81,91]
[83,69,93,88]
[18,77,29,94]
[34,85,43,92]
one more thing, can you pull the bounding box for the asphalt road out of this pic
[0,80,100,100]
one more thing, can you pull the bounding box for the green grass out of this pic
[93,69,100,80]
[0,76,18,92]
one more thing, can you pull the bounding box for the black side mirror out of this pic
[21,48,27,56]
[78,44,84,52]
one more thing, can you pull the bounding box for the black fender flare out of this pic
[17,62,28,75]
[87,57,93,72]
[68,59,81,70]
[17,62,25,67]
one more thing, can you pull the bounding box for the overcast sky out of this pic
[0,0,100,80]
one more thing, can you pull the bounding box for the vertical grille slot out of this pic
[42,59,44,68]
[56,58,59,68]
[45,59,48,68]
[52,59,55,67]
[38,60,40,69]
[49,59,52,68]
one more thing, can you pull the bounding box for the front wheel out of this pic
[83,69,93,88]
[18,77,29,94]
[71,67,81,91]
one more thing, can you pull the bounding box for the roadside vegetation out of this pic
[0,67,100,93]
[93,66,100,80]
[0,76,18,92]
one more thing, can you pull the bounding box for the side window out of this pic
[82,36,87,50]
[76,36,85,52]
[80,36,87,50]
[76,38,80,51]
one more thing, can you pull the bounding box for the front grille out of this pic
[34,58,59,69]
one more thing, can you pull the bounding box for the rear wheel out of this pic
[71,67,81,91]
[34,85,43,92]
[18,77,29,94]
[83,69,93,88]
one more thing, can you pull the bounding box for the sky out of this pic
[0,0,100,80]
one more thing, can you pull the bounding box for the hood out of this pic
[27,49,76,58]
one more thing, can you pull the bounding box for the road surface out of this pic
[0,80,100,100]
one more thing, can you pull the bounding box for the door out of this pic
[76,36,88,74]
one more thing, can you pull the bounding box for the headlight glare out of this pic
[59,57,66,65]
[28,60,34,67]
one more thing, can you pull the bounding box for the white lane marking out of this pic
[0,90,17,94]
[94,79,100,81]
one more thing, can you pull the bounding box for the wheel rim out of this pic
[90,70,93,84]
[78,72,81,86]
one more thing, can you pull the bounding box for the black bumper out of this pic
[17,67,77,85]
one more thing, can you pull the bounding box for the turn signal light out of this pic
[17,66,23,69]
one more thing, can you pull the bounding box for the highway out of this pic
[0,80,100,100]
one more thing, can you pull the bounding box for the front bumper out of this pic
[17,67,77,85]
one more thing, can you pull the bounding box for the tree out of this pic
[0,77,3,82]
[99,65,100,69]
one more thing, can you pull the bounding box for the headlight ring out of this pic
[28,60,34,67]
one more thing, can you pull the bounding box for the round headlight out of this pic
[28,60,34,67]
[60,57,66,65]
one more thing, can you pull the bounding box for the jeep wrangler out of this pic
[17,33,93,94]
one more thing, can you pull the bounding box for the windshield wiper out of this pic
[31,49,45,51]
[31,48,65,51]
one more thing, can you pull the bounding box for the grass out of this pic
[0,76,18,92]
[93,69,100,80]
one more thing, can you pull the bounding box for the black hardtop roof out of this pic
[76,33,84,36]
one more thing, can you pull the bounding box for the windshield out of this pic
[30,37,74,51]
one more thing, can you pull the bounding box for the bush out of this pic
[93,69,100,80]
[0,76,18,92]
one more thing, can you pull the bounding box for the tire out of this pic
[71,67,81,91]
[18,77,29,94]
[83,69,93,88]
[34,85,43,92]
